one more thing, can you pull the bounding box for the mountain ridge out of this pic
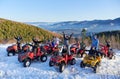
[26,17,120,34]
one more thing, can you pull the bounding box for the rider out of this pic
[52,36,61,48]
[71,40,80,52]
[15,36,22,51]
[105,40,112,52]
[32,38,42,55]
[55,36,61,47]
[46,39,52,47]
[89,33,100,58]
[74,40,80,49]
[106,40,111,48]
[80,41,86,50]
[62,32,73,49]
[91,34,99,50]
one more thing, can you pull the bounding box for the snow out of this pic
[0,44,120,79]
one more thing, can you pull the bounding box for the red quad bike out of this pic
[18,44,47,67]
[70,44,86,58]
[43,43,59,55]
[99,44,115,59]
[7,44,18,56]
[7,36,28,56]
[7,43,30,56]
[7,37,22,56]
[49,46,76,72]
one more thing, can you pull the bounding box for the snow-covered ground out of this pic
[0,44,120,79]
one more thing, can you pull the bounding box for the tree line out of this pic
[0,18,60,43]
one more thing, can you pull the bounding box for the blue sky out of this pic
[0,0,120,22]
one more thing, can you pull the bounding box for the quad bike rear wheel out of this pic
[93,63,99,73]
[41,55,47,62]
[98,62,101,66]
[23,59,31,67]
[49,61,54,67]
[7,52,15,56]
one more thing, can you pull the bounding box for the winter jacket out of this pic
[91,35,99,50]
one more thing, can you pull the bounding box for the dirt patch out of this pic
[0,39,16,44]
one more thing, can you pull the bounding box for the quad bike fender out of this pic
[57,58,66,64]
[7,45,17,51]
[28,52,34,59]
[67,55,73,61]
[62,55,68,64]
[70,48,76,53]
[91,60,99,67]
[36,47,43,56]
[44,45,49,50]
[91,56,101,67]
[36,51,42,56]
[23,45,30,51]
[59,61,66,66]
[12,45,18,51]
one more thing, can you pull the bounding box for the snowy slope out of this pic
[0,44,120,79]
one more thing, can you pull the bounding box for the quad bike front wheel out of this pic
[7,52,12,56]
[108,52,115,59]
[109,55,115,59]
[49,61,54,67]
[41,55,47,62]
[23,59,31,67]
[93,63,99,73]
[70,58,76,65]
[80,61,85,68]
[59,63,65,73]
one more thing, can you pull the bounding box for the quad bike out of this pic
[18,44,47,67]
[99,44,115,59]
[80,53,101,73]
[49,45,76,72]
[43,43,59,55]
[7,36,30,56]
[7,44,19,56]
[7,43,30,56]
[70,44,87,58]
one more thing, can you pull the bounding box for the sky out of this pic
[0,0,120,22]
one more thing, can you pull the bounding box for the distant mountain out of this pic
[26,17,120,35]
[25,22,57,30]
[0,18,60,43]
